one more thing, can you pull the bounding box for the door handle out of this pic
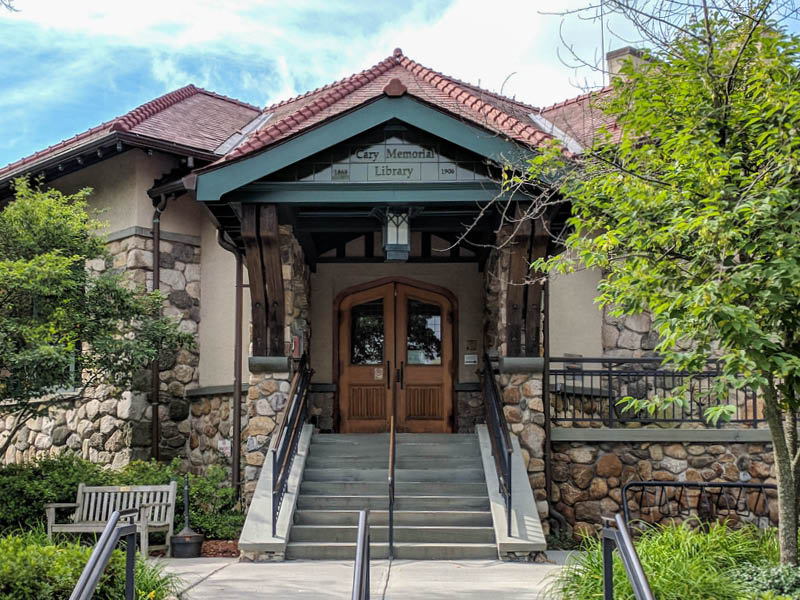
[399,361,404,389]
[386,360,391,389]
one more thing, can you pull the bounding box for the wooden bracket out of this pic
[241,204,285,357]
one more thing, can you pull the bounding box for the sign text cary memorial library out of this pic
[307,143,488,183]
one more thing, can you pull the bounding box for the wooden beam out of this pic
[241,204,268,356]
[260,205,285,357]
[525,216,550,356]
[506,212,532,357]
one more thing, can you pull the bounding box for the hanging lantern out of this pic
[383,209,410,262]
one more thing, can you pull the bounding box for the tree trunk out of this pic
[774,445,799,565]
[763,381,799,565]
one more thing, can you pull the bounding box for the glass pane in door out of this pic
[350,299,384,364]
[407,299,442,365]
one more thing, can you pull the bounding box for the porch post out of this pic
[505,209,532,357]
[241,204,286,357]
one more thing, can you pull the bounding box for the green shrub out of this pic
[0,454,244,540]
[114,460,244,540]
[547,521,780,600]
[0,454,110,534]
[0,529,181,600]
[733,563,800,599]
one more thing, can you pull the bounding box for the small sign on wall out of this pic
[217,439,232,458]
[374,367,384,380]
[464,354,478,365]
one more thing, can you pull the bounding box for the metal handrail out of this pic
[271,353,313,537]
[482,353,513,537]
[388,414,396,559]
[622,480,778,527]
[70,508,137,600]
[351,510,371,600]
[602,513,655,600]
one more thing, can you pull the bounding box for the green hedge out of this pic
[546,521,785,600]
[0,453,244,540]
[0,529,181,600]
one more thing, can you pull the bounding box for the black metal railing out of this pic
[271,353,313,537]
[622,481,778,529]
[602,513,655,600]
[483,353,513,537]
[70,509,137,600]
[351,510,371,600]
[549,357,762,427]
[388,413,396,559]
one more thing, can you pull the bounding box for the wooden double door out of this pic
[338,281,454,433]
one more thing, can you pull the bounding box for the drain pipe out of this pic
[543,277,568,533]
[217,230,244,499]
[150,194,169,461]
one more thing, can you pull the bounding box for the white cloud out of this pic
[0,0,644,166]
[2,0,630,108]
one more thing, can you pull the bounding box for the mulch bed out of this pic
[201,540,239,557]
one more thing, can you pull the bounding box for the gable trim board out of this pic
[196,96,533,202]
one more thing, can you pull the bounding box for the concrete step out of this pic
[289,525,495,544]
[296,495,490,511]
[308,444,481,458]
[293,510,493,527]
[311,433,478,443]
[299,481,488,496]
[305,455,483,469]
[285,542,498,560]
[302,468,485,482]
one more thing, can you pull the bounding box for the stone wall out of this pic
[242,226,310,502]
[309,388,335,433]
[455,388,485,433]
[0,389,151,467]
[483,242,551,532]
[602,307,660,358]
[184,392,239,474]
[498,373,549,534]
[552,440,777,537]
[0,233,202,468]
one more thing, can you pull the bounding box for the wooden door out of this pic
[339,283,394,433]
[395,285,453,433]
[338,281,453,433]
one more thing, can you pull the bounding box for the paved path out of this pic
[159,557,564,599]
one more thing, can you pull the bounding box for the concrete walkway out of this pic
[159,557,564,599]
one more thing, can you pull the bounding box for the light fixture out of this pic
[382,209,411,262]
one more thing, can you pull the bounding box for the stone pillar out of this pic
[241,225,310,505]
[0,232,200,468]
[483,239,550,534]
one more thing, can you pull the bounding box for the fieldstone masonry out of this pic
[0,233,201,468]
[241,225,310,503]
[552,441,778,537]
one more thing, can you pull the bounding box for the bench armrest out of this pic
[46,503,79,539]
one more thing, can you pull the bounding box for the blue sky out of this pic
[0,0,647,167]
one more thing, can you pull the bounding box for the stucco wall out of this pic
[309,262,484,383]
[549,267,604,358]
[50,149,179,235]
[198,218,252,387]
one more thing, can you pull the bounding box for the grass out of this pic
[546,520,783,600]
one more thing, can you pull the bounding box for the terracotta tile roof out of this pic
[538,86,619,148]
[2,51,621,184]
[217,49,555,166]
[0,85,261,179]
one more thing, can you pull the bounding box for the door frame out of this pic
[332,276,459,433]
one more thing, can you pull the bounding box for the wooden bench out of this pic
[45,482,177,557]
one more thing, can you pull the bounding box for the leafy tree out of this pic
[0,178,193,459]
[525,3,800,564]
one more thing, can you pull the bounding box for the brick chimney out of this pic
[606,46,644,79]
